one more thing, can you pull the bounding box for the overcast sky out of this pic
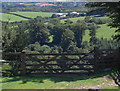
[1,0,119,2]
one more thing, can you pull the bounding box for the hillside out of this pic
[11,12,56,18]
[83,24,116,41]
[0,12,28,22]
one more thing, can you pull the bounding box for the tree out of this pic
[2,23,17,52]
[88,23,98,46]
[86,2,120,41]
[49,18,60,25]
[61,28,75,51]
[51,14,58,18]
[26,42,52,54]
[84,16,92,23]
[96,38,120,49]
[51,24,66,45]
[70,23,87,48]
[29,22,50,45]
[51,46,63,53]
[64,19,73,24]
[86,2,120,86]
[76,20,81,23]
[12,24,30,52]
[2,22,30,52]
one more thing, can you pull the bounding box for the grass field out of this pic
[0,12,65,22]
[1,71,119,89]
[0,11,109,23]
[48,24,116,43]
[83,24,116,41]
[60,16,109,23]
[60,16,115,41]
[11,11,57,18]
[61,17,85,23]
[0,12,28,22]
[97,16,109,19]
[0,12,115,41]
[48,24,116,42]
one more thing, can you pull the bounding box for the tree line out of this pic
[2,15,120,54]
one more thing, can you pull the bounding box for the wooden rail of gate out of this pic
[1,48,120,75]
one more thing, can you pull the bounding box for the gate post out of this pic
[94,47,99,73]
[21,52,26,76]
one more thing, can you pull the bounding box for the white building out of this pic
[70,12,79,15]
[56,13,66,17]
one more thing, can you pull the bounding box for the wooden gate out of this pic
[1,48,120,75]
[22,52,95,75]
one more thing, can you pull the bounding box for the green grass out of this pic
[0,12,28,22]
[48,24,116,43]
[61,17,85,23]
[94,15,109,19]
[60,16,109,23]
[0,12,66,22]
[11,11,58,18]
[0,11,109,23]
[83,24,116,41]
[97,16,109,19]
[48,35,53,43]
[2,71,120,89]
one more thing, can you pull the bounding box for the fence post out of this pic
[94,47,99,73]
[21,52,26,76]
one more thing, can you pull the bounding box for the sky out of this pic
[0,0,119,2]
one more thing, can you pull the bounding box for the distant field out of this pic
[0,12,114,41]
[61,16,109,23]
[48,24,116,43]
[83,24,116,41]
[11,11,57,18]
[60,16,115,41]
[0,12,28,22]
[0,11,109,23]
[61,17,85,23]
[97,16,108,19]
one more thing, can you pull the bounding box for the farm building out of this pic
[55,13,66,17]
[70,12,79,15]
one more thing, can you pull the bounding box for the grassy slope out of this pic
[1,11,108,23]
[0,13,28,22]
[61,17,85,23]
[2,71,119,89]
[98,16,109,19]
[60,17,116,41]
[49,24,116,43]
[0,12,115,41]
[60,16,115,41]
[11,11,57,18]
[60,16,108,23]
[83,24,116,41]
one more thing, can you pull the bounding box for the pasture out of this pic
[0,11,109,23]
[60,16,115,41]
[60,16,109,23]
[0,12,28,22]
[0,12,115,42]
[48,24,116,42]
[61,17,85,23]
[83,24,116,41]
[11,11,57,18]
[0,12,65,22]
[2,71,119,89]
